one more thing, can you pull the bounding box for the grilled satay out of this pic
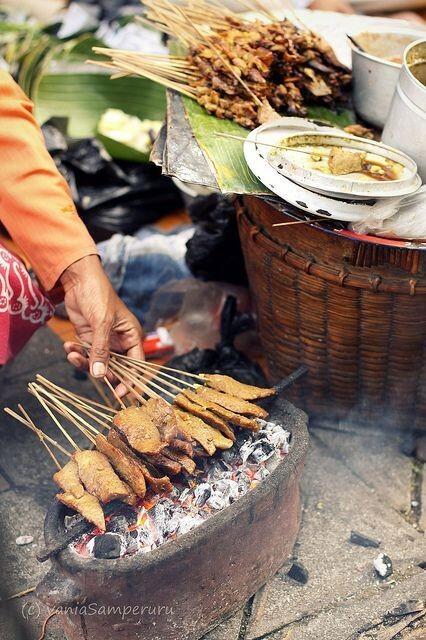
[174,394,235,441]
[107,429,172,493]
[113,406,165,455]
[201,374,276,401]
[163,448,196,475]
[144,452,182,476]
[175,410,233,455]
[53,460,85,498]
[74,450,130,504]
[169,438,194,457]
[182,390,260,433]
[95,433,146,499]
[57,491,105,532]
[193,386,268,418]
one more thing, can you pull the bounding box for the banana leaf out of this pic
[96,131,151,163]
[33,73,166,139]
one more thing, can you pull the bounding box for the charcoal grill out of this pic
[36,399,309,640]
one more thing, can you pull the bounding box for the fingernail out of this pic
[92,362,106,377]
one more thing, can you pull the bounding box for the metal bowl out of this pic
[349,27,426,129]
[36,399,309,640]
[382,39,426,181]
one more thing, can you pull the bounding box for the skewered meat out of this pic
[53,460,84,498]
[193,386,268,418]
[107,429,172,493]
[175,410,233,454]
[57,491,105,532]
[121,484,138,507]
[163,448,197,475]
[144,452,182,476]
[113,406,165,455]
[202,374,276,400]
[142,398,181,443]
[173,393,235,441]
[95,433,146,499]
[182,389,260,432]
[74,450,130,504]
[169,438,194,457]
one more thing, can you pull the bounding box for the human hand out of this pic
[60,255,143,393]
[309,0,354,13]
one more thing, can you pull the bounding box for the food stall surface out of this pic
[0,328,424,640]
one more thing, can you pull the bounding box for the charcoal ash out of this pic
[72,421,291,559]
[93,533,127,559]
[286,561,309,585]
[349,531,381,548]
[374,553,393,579]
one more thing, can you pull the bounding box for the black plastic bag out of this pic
[185,194,247,286]
[41,122,183,236]
[167,296,267,387]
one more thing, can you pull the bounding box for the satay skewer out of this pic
[29,384,81,452]
[18,405,62,470]
[4,407,72,459]
[36,375,115,414]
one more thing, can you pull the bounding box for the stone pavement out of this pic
[0,329,424,640]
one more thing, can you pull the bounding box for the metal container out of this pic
[350,28,425,129]
[36,399,309,640]
[382,39,426,182]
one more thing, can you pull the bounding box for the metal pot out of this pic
[382,39,426,182]
[350,28,425,129]
[36,399,309,640]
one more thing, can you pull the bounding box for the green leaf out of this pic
[96,132,151,163]
[33,73,166,138]
[181,95,268,195]
[306,105,356,128]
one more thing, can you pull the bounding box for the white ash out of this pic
[15,535,34,546]
[374,553,393,578]
[73,420,291,559]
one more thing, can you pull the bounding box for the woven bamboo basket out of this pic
[236,196,426,430]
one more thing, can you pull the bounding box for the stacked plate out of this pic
[243,118,422,222]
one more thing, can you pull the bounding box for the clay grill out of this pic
[36,398,309,640]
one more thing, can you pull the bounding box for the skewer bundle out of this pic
[89,0,351,129]
[5,355,276,531]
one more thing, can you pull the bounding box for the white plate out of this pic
[264,130,421,199]
[243,120,403,222]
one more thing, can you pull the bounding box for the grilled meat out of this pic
[175,410,233,455]
[182,389,260,432]
[163,447,197,475]
[95,433,146,499]
[173,393,235,441]
[74,450,130,504]
[144,452,182,476]
[169,438,194,457]
[202,374,276,400]
[193,386,268,418]
[53,460,84,498]
[107,428,173,493]
[113,406,165,455]
[142,398,180,443]
[57,491,105,532]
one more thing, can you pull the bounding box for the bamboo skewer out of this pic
[29,384,81,452]
[111,360,176,400]
[113,357,196,391]
[88,376,115,410]
[272,219,331,227]
[108,362,151,404]
[32,388,101,438]
[36,375,115,414]
[103,376,126,410]
[18,405,61,470]
[38,389,113,432]
[4,408,72,458]
[109,360,160,401]
[37,379,113,423]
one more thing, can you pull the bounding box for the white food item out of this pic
[98,109,162,155]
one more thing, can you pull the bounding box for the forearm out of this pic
[0,71,97,290]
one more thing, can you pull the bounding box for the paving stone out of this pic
[313,423,413,514]
[266,571,426,640]
[0,472,10,492]
[421,470,426,533]
[246,432,424,640]
[202,609,244,640]
[0,326,64,384]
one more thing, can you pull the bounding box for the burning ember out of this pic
[71,420,290,559]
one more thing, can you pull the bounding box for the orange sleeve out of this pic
[0,70,98,291]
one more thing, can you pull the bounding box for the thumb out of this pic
[89,318,113,378]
